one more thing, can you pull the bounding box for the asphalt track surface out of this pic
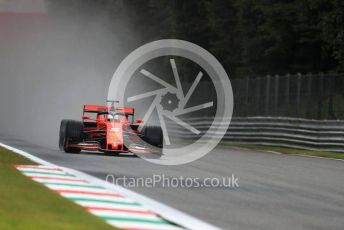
[1,134,344,230]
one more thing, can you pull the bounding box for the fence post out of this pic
[265,75,271,116]
[244,76,249,116]
[274,74,279,116]
[285,74,290,116]
[255,77,261,116]
[317,73,324,119]
[328,75,336,119]
[306,73,312,118]
[296,73,302,117]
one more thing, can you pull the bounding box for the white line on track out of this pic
[106,221,184,230]
[89,209,158,219]
[59,193,128,201]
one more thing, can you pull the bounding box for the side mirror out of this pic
[135,119,143,124]
[82,115,91,120]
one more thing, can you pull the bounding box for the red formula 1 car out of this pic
[59,103,163,156]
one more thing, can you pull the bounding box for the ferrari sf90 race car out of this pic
[59,104,163,156]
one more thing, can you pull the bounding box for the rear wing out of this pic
[83,105,108,113]
[83,105,134,115]
[116,107,134,115]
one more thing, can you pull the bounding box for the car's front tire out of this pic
[59,119,83,153]
[142,126,163,148]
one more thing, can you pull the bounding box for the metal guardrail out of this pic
[166,117,344,153]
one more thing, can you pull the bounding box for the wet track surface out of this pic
[1,134,344,230]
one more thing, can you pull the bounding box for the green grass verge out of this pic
[0,147,117,230]
[224,143,344,160]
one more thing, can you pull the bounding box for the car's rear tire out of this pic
[59,119,84,153]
